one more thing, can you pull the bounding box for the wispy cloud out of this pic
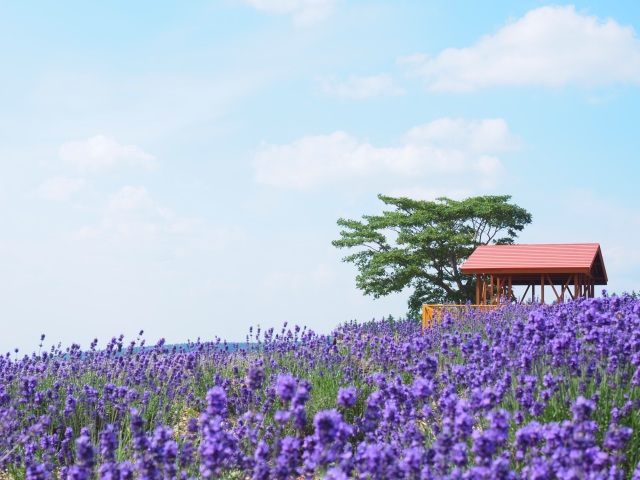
[26,69,271,144]
[239,0,342,27]
[384,187,473,201]
[33,177,86,201]
[401,118,521,152]
[317,74,405,99]
[263,263,336,293]
[72,186,243,254]
[253,118,520,189]
[60,136,157,172]
[401,6,640,91]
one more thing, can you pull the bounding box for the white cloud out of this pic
[318,74,405,99]
[401,6,640,91]
[385,187,473,201]
[253,118,519,189]
[263,263,336,292]
[240,0,340,27]
[72,186,243,254]
[28,69,270,143]
[401,118,521,152]
[34,177,86,201]
[106,185,164,214]
[310,263,336,285]
[59,135,157,172]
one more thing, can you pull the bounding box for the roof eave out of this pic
[460,267,593,275]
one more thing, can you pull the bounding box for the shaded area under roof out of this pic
[460,243,607,285]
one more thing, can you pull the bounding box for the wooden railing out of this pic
[421,304,500,330]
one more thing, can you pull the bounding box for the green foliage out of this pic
[332,194,532,317]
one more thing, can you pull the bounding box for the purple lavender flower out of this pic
[604,425,632,451]
[571,396,596,422]
[162,438,178,478]
[0,296,638,478]
[67,432,94,480]
[324,467,349,480]
[453,400,473,441]
[246,366,265,391]
[118,461,134,479]
[99,425,118,463]
[57,427,76,466]
[515,421,542,460]
[275,373,297,402]
[362,391,383,433]
[199,388,238,478]
[130,410,150,453]
[472,428,500,466]
[488,409,510,444]
[273,436,300,480]
[252,440,270,480]
[292,381,311,408]
[412,376,434,401]
[64,394,77,417]
[354,442,384,478]
[311,409,353,469]
[336,386,357,408]
[206,386,228,417]
[313,409,344,445]
[291,405,307,431]
[382,399,398,424]
[26,463,51,480]
[274,410,291,424]
[400,446,425,476]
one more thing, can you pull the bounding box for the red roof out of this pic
[460,243,607,284]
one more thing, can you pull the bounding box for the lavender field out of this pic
[1,295,640,479]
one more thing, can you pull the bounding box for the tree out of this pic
[332,194,532,318]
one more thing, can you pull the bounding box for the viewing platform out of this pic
[422,243,607,330]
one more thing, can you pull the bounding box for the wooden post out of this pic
[541,274,545,304]
[579,274,584,298]
[476,274,480,305]
[587,276,591,298]
[483,275,487,304]
[490,275,494,304]
[532,284,535,303]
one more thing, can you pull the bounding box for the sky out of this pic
[1,0,639,354]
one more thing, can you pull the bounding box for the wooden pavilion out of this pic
[460,243,608,304]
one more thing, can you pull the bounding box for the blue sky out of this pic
[1,0,639,353]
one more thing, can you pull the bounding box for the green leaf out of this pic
[333,194,532,315]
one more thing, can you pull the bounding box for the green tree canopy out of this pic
[332,194,532,317]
